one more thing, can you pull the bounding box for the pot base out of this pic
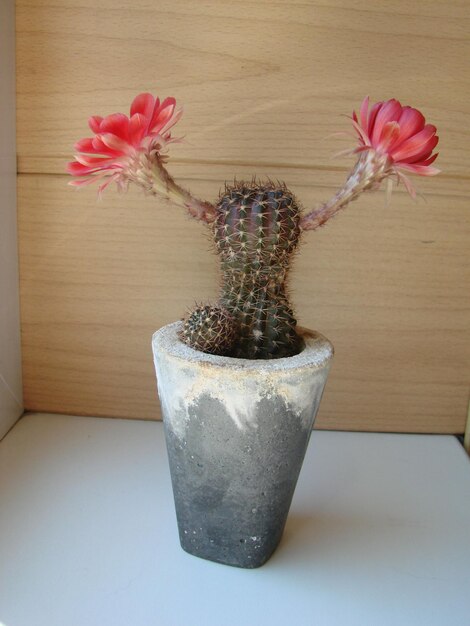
[179,535,281,569]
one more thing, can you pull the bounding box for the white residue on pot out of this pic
[153,351,266,436]
[153,344,332,438]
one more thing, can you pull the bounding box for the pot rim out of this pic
[152,321,333,373]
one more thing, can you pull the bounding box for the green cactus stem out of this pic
[212,180,304,359]
[178,303,238,356]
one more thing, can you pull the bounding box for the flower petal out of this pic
[99,132,134,155]
[98,175,118,196]
[404,135,439,165]
[158,106,183,137]
[360,95,370,131]
[397,163,441,176]
[130,93,156,120]
[91,136,123,157]
[365,101,380,137]
[391,124,437,162]
[74,137,97,153]
[395,106,425,143]
[378,121,401,152]
[396,171,418,198]
[350,117,371,145]
[129,113,148,147]
[88,116,103,133]
[66,161,98,176]
[371,99,402,146]
[68,177,98,187]
[73,154,121,168]
[100,113,130,141]
[419,153,439,167]
[149,97,176,134]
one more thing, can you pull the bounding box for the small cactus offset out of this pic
[68,94,440,359]
[178,303,238,356]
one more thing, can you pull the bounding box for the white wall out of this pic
[0,0,23,438]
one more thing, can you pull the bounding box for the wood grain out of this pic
[16,0,470,431]
[18,170,469,432]
[0,0,23,438]
[16,0,469,176]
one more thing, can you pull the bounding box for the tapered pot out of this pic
[152,322,333,568]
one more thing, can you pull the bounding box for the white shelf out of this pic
[1,413,469,626]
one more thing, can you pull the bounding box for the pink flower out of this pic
[67,93,182,193]
[300,97,440,230]
[351,96,439,196]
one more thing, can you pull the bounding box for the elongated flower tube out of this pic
[300,97,440,231]
[67,93,216,222]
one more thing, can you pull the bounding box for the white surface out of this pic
[1,413,469,626]
[0,0,23,438]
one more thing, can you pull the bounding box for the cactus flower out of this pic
[67,93,215,221]
[351,96,440,187]
[67,93,182,193]
[300,97,440,230]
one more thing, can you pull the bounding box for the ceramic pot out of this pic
[152,322,333,568]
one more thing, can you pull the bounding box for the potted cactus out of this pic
[68,94,439,568]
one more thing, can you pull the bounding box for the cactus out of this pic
[212,179,303,358]
[68,94,439,359]
[178,303,238,356]
[181,180,304,359]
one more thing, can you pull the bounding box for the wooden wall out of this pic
[0,0,23,438]
[16,0,469,432]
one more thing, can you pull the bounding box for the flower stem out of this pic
[300,151,390,231]
[133,154,217,223]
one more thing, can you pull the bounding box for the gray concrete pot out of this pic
[152,322,333,568]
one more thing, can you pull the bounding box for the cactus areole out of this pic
[68,93,439,361]
[68,93,439,568]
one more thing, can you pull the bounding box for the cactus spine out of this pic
[178,303,238,356]
[213,181,301,359]
[210,180,303,359]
